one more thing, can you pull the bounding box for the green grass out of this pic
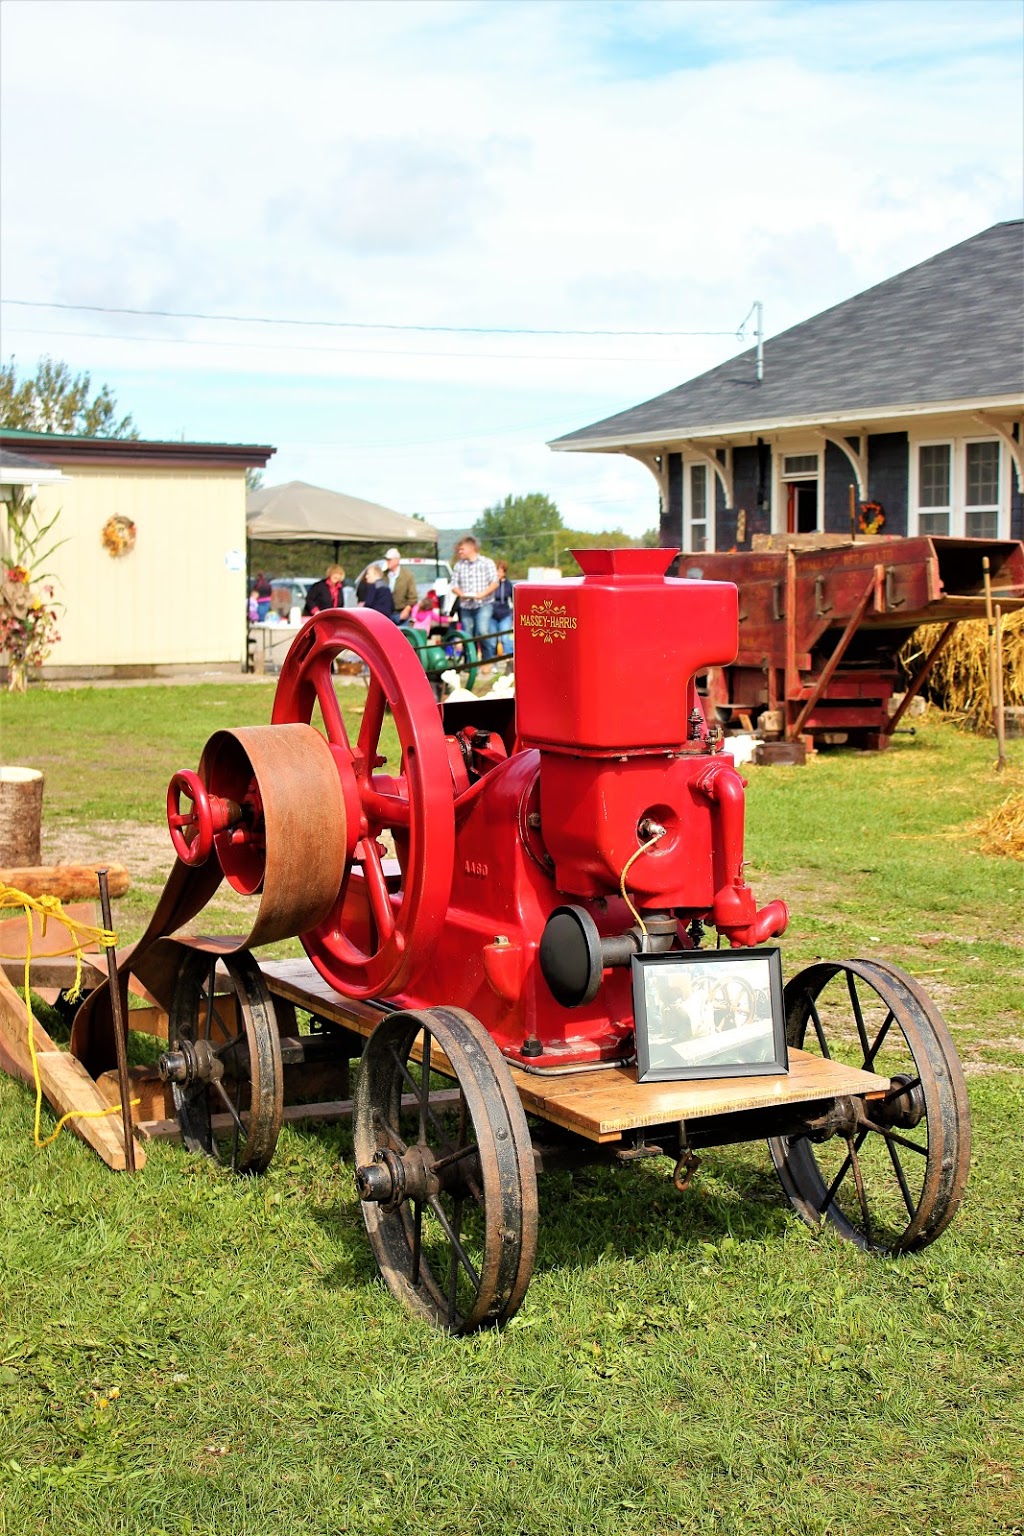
[1,686,1022,1535]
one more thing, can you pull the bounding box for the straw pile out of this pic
[975,792,1024,860]
[900,610,1024,732]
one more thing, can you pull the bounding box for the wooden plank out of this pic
[96,1065,170,1122]
[0,965,145,1170]
[258,959,889,1144]
[138,1088,463,1142]
[34,1050,145,1171]
[505,1049,886,1141]
[0,956,107,991]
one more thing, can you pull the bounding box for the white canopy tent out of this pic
[246,480,438,545]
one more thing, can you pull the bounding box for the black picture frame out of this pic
[632,947,788,1082]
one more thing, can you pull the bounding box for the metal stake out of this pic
[994,603,1006,773]
[97,868,136,1173]
[982,557,1006,773]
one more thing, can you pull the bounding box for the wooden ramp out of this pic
[0,966,142,1171]
[260,958,887,1145]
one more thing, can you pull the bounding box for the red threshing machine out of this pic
[685,535,1024,749]
[78,548,970,1331]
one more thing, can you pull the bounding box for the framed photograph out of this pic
[632,947,788,1082]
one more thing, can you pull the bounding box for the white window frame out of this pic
[910,435,1007,539]
[773,447,822,534]
[683,458,715,552]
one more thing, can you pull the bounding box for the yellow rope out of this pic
[0,883,138,1147]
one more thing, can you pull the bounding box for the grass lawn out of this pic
[1,685,1022,1536]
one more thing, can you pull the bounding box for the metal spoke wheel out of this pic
[272,609,456,999]
[354,1006,538,1332]
[767,959,970,1252]
[160,949,283,1173]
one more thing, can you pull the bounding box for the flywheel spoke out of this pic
[357,676,387,766]
[360,840,396,941]
[312,656,349,748]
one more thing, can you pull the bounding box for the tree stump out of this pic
[0,767,44,866]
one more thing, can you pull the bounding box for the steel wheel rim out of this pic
[767,958,970,1253]
[354,1007,537,1333]
[169,949,283,1174]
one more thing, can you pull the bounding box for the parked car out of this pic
[267,577,315,620]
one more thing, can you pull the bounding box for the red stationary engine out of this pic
[168,548,788,1071]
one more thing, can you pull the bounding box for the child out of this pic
[410,589,440,632]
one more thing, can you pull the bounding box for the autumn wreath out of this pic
[101,515,137,557]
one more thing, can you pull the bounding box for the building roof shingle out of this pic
[552,221,1024,449]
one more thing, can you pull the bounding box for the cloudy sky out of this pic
[1,0,1021,537]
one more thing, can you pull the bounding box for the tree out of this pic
[473,493,566,577]
[0,355,138,438]
[246,468,264,493]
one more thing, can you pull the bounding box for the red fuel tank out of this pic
[514,548,739,755]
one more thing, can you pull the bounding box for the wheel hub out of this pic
[355,1144,440,1211]
[866,1072,926,1131]
[158,1037,223,1087]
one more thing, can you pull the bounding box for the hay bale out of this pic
[975,792,1024,860]
[900,610,1024,731]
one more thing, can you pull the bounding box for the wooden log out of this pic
[0,863,130,900]
[0,767,43,866]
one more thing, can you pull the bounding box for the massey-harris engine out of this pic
[255,546,787,1070]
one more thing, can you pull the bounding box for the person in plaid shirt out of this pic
[450,535,499,672]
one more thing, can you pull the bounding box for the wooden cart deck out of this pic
[260,958,888,1144]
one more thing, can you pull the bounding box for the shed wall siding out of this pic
[22,466,247,668]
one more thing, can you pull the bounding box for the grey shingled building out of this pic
[550,222,1023,551]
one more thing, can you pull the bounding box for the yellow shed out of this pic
[1,430,274,678]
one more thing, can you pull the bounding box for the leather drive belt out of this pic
[71,724,347,1077]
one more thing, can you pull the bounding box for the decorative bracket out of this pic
[815,430,867,502]
[972,413,1023,490]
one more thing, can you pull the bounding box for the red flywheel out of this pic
[271,609,456,999]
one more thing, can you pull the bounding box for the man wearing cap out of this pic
[384,548,418,624]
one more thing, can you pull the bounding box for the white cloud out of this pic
[0,0,1020,535]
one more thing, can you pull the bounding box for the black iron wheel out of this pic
[165,948,283,1173]
[767,958,970,1253]
[353,1006,538,1332]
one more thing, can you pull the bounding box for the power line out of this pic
[2,296,747,340]
[0,323,708,367]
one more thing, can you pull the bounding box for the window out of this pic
[917,444,951,536]
[912,438,1004,539]
[965,441,1000,539]
[688,463,708,552]
[782,454,818,477]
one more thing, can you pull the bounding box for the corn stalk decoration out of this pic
[1,487,65,691]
